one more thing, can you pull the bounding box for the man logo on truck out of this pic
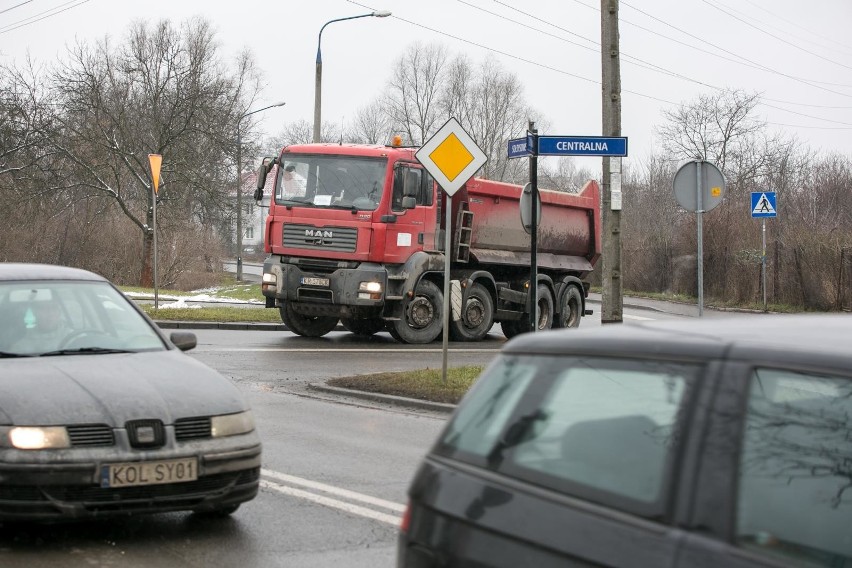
[305,229,333,245]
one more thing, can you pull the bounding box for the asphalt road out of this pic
[1,297,745,567]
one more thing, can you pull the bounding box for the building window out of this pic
[245,227,254,240]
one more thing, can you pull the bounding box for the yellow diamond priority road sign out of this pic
[416,117,487,196]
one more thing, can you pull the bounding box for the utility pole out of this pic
[601,0,623,324]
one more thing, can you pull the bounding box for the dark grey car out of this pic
[0,263,261,520]
[399,315,852,567]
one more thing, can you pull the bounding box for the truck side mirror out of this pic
[256,156,276,190]
[401,196,417,209]
[403,171,420,198]
[253,188,264,201]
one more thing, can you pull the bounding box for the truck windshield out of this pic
[274,155,387,211]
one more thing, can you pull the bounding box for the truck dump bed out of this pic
[465,179,601,275]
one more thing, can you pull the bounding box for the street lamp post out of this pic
[313,11,391,143]
[236,101,286,281]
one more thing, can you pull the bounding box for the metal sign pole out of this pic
[153,187,159,310]
[762,218,767,310]
[441,190,452,385]
[696,161,703,318]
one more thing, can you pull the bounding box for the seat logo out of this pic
[136,426,156,444]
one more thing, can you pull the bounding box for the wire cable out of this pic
[703,0,852,72]
[0,0,90,35]
[0,0,35,15]
[345,0,852,128]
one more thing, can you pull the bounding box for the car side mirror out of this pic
[170,331,197,352]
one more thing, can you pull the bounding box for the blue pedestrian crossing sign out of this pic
[751,191,777,218]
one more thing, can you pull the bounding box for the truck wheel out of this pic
[536,284,554,331]
[500,319,527,339]
[341,317,386,337]
[450,283,494,341]
[555,285,583,329]
[279,304,339,337]
[390,280,443,344]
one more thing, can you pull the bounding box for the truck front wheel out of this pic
[501,318,527,339]
[390,280,443,344]
[450,283,494,342]
[279,303,339,337]
[555,285,583,329]
[341,317,386,337]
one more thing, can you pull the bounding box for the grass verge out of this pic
[327,366,484,405]
[140,306,282,323]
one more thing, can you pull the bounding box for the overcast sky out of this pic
[2,0,851,174]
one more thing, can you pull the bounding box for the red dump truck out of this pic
[253,142,601,344]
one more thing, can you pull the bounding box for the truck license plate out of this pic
[100,457,198,488]
[301,277,329,287]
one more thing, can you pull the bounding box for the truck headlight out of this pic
[211,411,255,438]
[358,281,383,300]
[4,426,71,449]
[262,272,277,294]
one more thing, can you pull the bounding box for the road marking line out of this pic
[623,314,655,321]
[261,468,405,513]
[260,480,401,526]
[195,348,496,353]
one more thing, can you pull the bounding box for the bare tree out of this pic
[657,89,763,172]
[47,17,260,286]
[538,158,595,193]
[443,56,534,181]
[385,42,449,146]
[265,118,339,152]
[347,99,394,145]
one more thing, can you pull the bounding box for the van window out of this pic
[737,369,852,566]
[436,355,698,517]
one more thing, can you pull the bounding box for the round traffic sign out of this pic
[519,182,541,234]
[672,160,726,212]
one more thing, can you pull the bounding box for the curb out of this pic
[154,321,351,332]
[155,321,288,331]
[308,383,457,414]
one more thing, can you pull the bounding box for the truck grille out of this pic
[283,224,357,253]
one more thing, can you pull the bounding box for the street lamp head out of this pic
[313,10,391,143]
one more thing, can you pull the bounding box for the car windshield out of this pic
[0,280,166,356]
[274,155,387,211]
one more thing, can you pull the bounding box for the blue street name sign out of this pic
[751,191,777,218]
[507,137,530,159]
[538,136,628,157]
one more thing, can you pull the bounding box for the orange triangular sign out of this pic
[148,154,162,194]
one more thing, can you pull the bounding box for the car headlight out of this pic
[2,426,71,449]
[211,411,255,438]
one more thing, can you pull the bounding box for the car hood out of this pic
[0,351,248,426]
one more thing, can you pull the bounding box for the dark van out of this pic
[398,315,852,568]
